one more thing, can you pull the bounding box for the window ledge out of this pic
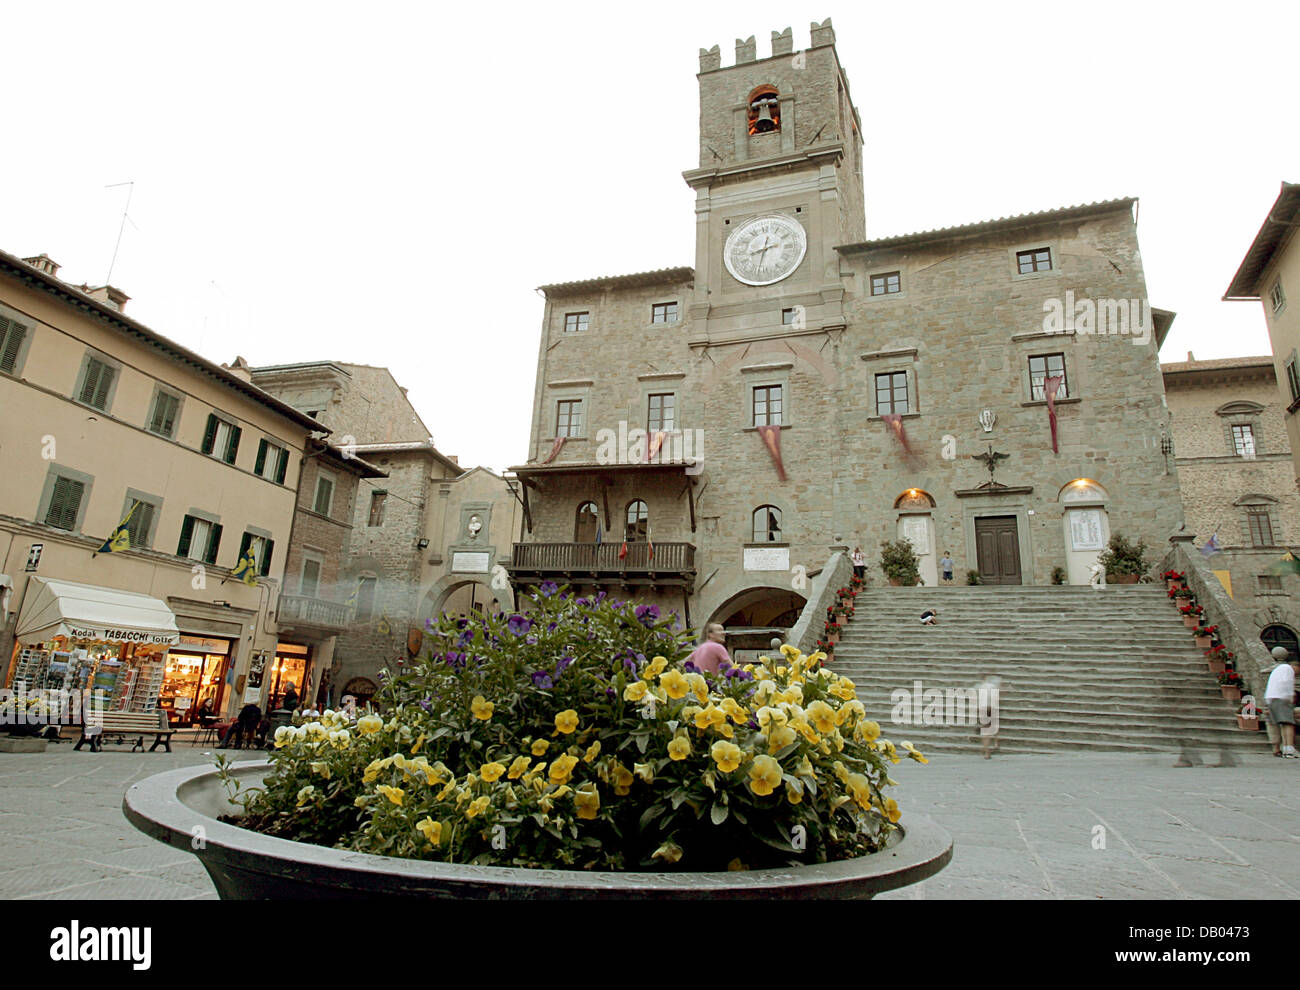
[1011,270,1060,282]
[860,347,918,363]
[867,412,920,421]
[1012,329,1076,343]
[743,424,791,432]
[743,542,790,548]
[1256,591,1291,597]
[1021,397,1082,408]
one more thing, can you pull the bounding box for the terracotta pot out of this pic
[1108,574,1140,585]
[124,763,955,900]
[887,578,903,587]
[1182,615,1199,628]
[1194,635,1211,648]
[1220,685,1242,701]
[1236,715,1262,731]
[1166,579,1181,592]
[1208,659,1226,674]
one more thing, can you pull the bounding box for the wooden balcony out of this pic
[508,541,695,588]
[277,595,354,633]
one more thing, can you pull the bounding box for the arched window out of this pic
[752,505,782,542]
[747,85,780,134]
[625,500,648,542]
[1262,625,1299,660]
[574,501,598,542]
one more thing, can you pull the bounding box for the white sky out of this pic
[5,1,1297,473]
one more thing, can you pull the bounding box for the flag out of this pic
[1268,550,1300,574]
[595,510,602,545]
[541,436,566,465]
[756,424,787,481]
[231,545,258,586]
[1044,376,1064,453]
[97,501,139,555]
[646,430,666,463]
[647,522,654,561]
[619,541,628,562]
[345,580,360,609]
[377,613,392,635]
[1199,534,1221,557]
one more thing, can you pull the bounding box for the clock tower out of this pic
[683,19,865,348]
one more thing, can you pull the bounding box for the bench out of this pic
[75,710,176,753]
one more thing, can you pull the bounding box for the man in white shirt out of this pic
[1264,646,1300,757]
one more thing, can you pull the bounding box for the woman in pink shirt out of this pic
[687,623,730,674]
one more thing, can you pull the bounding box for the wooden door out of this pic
[975,516,1022,585]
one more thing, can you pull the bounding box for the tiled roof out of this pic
[538,266,694,296]
[1223,182,1300,300]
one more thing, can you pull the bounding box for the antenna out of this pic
[105,181,135,284]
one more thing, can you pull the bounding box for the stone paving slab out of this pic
[1,741,1299,899]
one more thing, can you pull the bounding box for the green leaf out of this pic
[710,802,730,825]
[634,732,650,754]
[670,790,688,810]
[639,804,667,830]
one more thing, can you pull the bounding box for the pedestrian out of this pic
[686,622,731,675]
[851,546,865,580]
[281,682,299,711]
[920,607,939,625]
[1264,646,1300,757]
[940,551,954,585]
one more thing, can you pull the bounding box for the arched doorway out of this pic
[1261,624,1299,660]
[420,578,505,625]
[894,488,937,587]
[708,586,807,664]
[1059,478,1111,585]
[342,676,378,708]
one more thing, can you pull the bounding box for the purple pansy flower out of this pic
[556,654,574,676]
[635,604,660,626]
[531,671,554,689]
[539,580,558,597]
[683,660,699,674]
[507,614,532,636]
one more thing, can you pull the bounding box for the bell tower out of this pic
[684,18,865,348]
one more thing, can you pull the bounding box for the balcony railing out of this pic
[278,595,354,632]
[509,541,695,575]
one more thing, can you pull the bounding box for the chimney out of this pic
[77,284,130,313]
[1186,351,1195,362]
[222,356,254,383]
[22,254,61,278]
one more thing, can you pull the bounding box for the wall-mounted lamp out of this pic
[416,538,430,550]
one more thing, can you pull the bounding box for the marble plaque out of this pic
[452,551,491,573]
[1069,510,1104,551]
[744,547,790,571]
[901,516,930,556]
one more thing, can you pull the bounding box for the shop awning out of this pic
[15,577,181,646]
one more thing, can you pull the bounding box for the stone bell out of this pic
[753,99,776,132]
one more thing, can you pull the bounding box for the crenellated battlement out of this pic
[698,18,836,73]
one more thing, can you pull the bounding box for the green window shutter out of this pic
[205,523,223,565]
[125,499,154,548]
[79,360,102,405]
[201,415,218,455]
[261,539,274,576]
[151,393,178,436]
[225,425,242,465]
[45,477,84,530]
[177,515,195,557]
[254,439,268,475]
[92,363,114,409]
[0,317,25,374]
[275,449,288,485]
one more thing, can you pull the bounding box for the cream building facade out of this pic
[509,19,1183,638]
[0,250,323,720]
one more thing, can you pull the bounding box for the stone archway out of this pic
[704,582,807,664]
[421,575,514,624]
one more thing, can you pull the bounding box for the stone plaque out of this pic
[452,551,491,573]
[1069,510,1104,551]
[744,547,790,571]
[901,516,930,556]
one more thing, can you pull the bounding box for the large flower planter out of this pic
[1220,685,1242,701]
[1236,715,1262,731]
[123,762,953,901]
[1109,574,1140,585]
[1194,635,1212,648]
[1182,615,1199,628]
[1208,659,1226,674]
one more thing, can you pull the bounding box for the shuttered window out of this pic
[148,391,181,438]
[45,476,85,530]
[313,474,334,516]
[124,498,156,549]
[0,315,27,374]
[201,414,241,464]
[255,439,288,482]
[238,531,274,576]
[301,558,322,598]
[178,515,222,564]
[78,357,116,410]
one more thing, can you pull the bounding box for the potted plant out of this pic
[1205,644,1230,674]
[879,539,921,587]
[1178,603,1203,628]
[966,570,982,586]
[1217,670,1243,701]
[1050,566,1067,585]
[825,621,841,644]
[1096,534,1150,584]
[1162,569,1187,592]
[1193,624,1218,649]
[1236,697,1262,731]
[123,589,952,898]
[815,638,835,658]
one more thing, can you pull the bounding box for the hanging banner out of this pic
[540,437,566,465]
[756,425,787,481]
[881,414,912,457]
[1044,375,1063,454]
[645,430,667,463]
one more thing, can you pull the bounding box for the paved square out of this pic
[1,737,1296,899]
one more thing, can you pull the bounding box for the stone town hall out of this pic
[506,18,1181,641]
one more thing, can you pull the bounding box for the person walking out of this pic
[940,551,954,585]
[1265,646,1300,757]
[851,547,865,580]
[687,623,731,674]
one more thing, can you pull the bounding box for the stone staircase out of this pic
[828,586,1270,755]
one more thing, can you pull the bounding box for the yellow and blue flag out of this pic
[232,546,258,586]
[97,501,139,554]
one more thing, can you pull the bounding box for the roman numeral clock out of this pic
[723,214,807,286]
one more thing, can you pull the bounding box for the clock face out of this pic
[723,214,808,286]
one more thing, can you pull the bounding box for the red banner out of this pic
[756,425,787,481]
[541,436,566,465]
[1044,376,1063,454]
[645,430,666,464]
[881,414,912,457]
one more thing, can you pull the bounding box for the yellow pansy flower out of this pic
[549,753,579,786]
[612,763,635,796]
[435,779,457,801]
[694,704,725,732]
[471,696,495,721]
[779,643,800,660]
[785,781,803,805]
[856,719,882,743]
[296,785,317,807]
[652,841,684,864]
[375,784,405,806]
[416,817,442,845]
[684,672,710,703]
[479,761,506,783]
[845,772,872,809]
[309,761,331,779]
[507,755,532,779]
[807,700,837,735]
[719,697,748,724]
[766,725,798,751]
[411,732,425,754]
[465,796,490,819]
[757,706,788,732]
[835,699,866,727]
[882,796,901,823]
[727,858,748,871]
[633,762,654,783]
[583,740,601,763]
[796,755,815,777]
[623,680,648,702]
[710,740,743,773]
[667,735,691,761]
[641,656,669,680]
[574,784,600,820]
[549,784,572,800]
[877,739,900,764]
[357,714,384,734]
[554,710,579,735]
[901,740,929,764]
[531,738,550,756]
[659,669,689,700]
[748,755,782,796]
[790,716,819,745]
[273,726,294,749]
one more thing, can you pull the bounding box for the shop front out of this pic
[159,636,234,726]
[268,642,311,711]
[7,577,180,720]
